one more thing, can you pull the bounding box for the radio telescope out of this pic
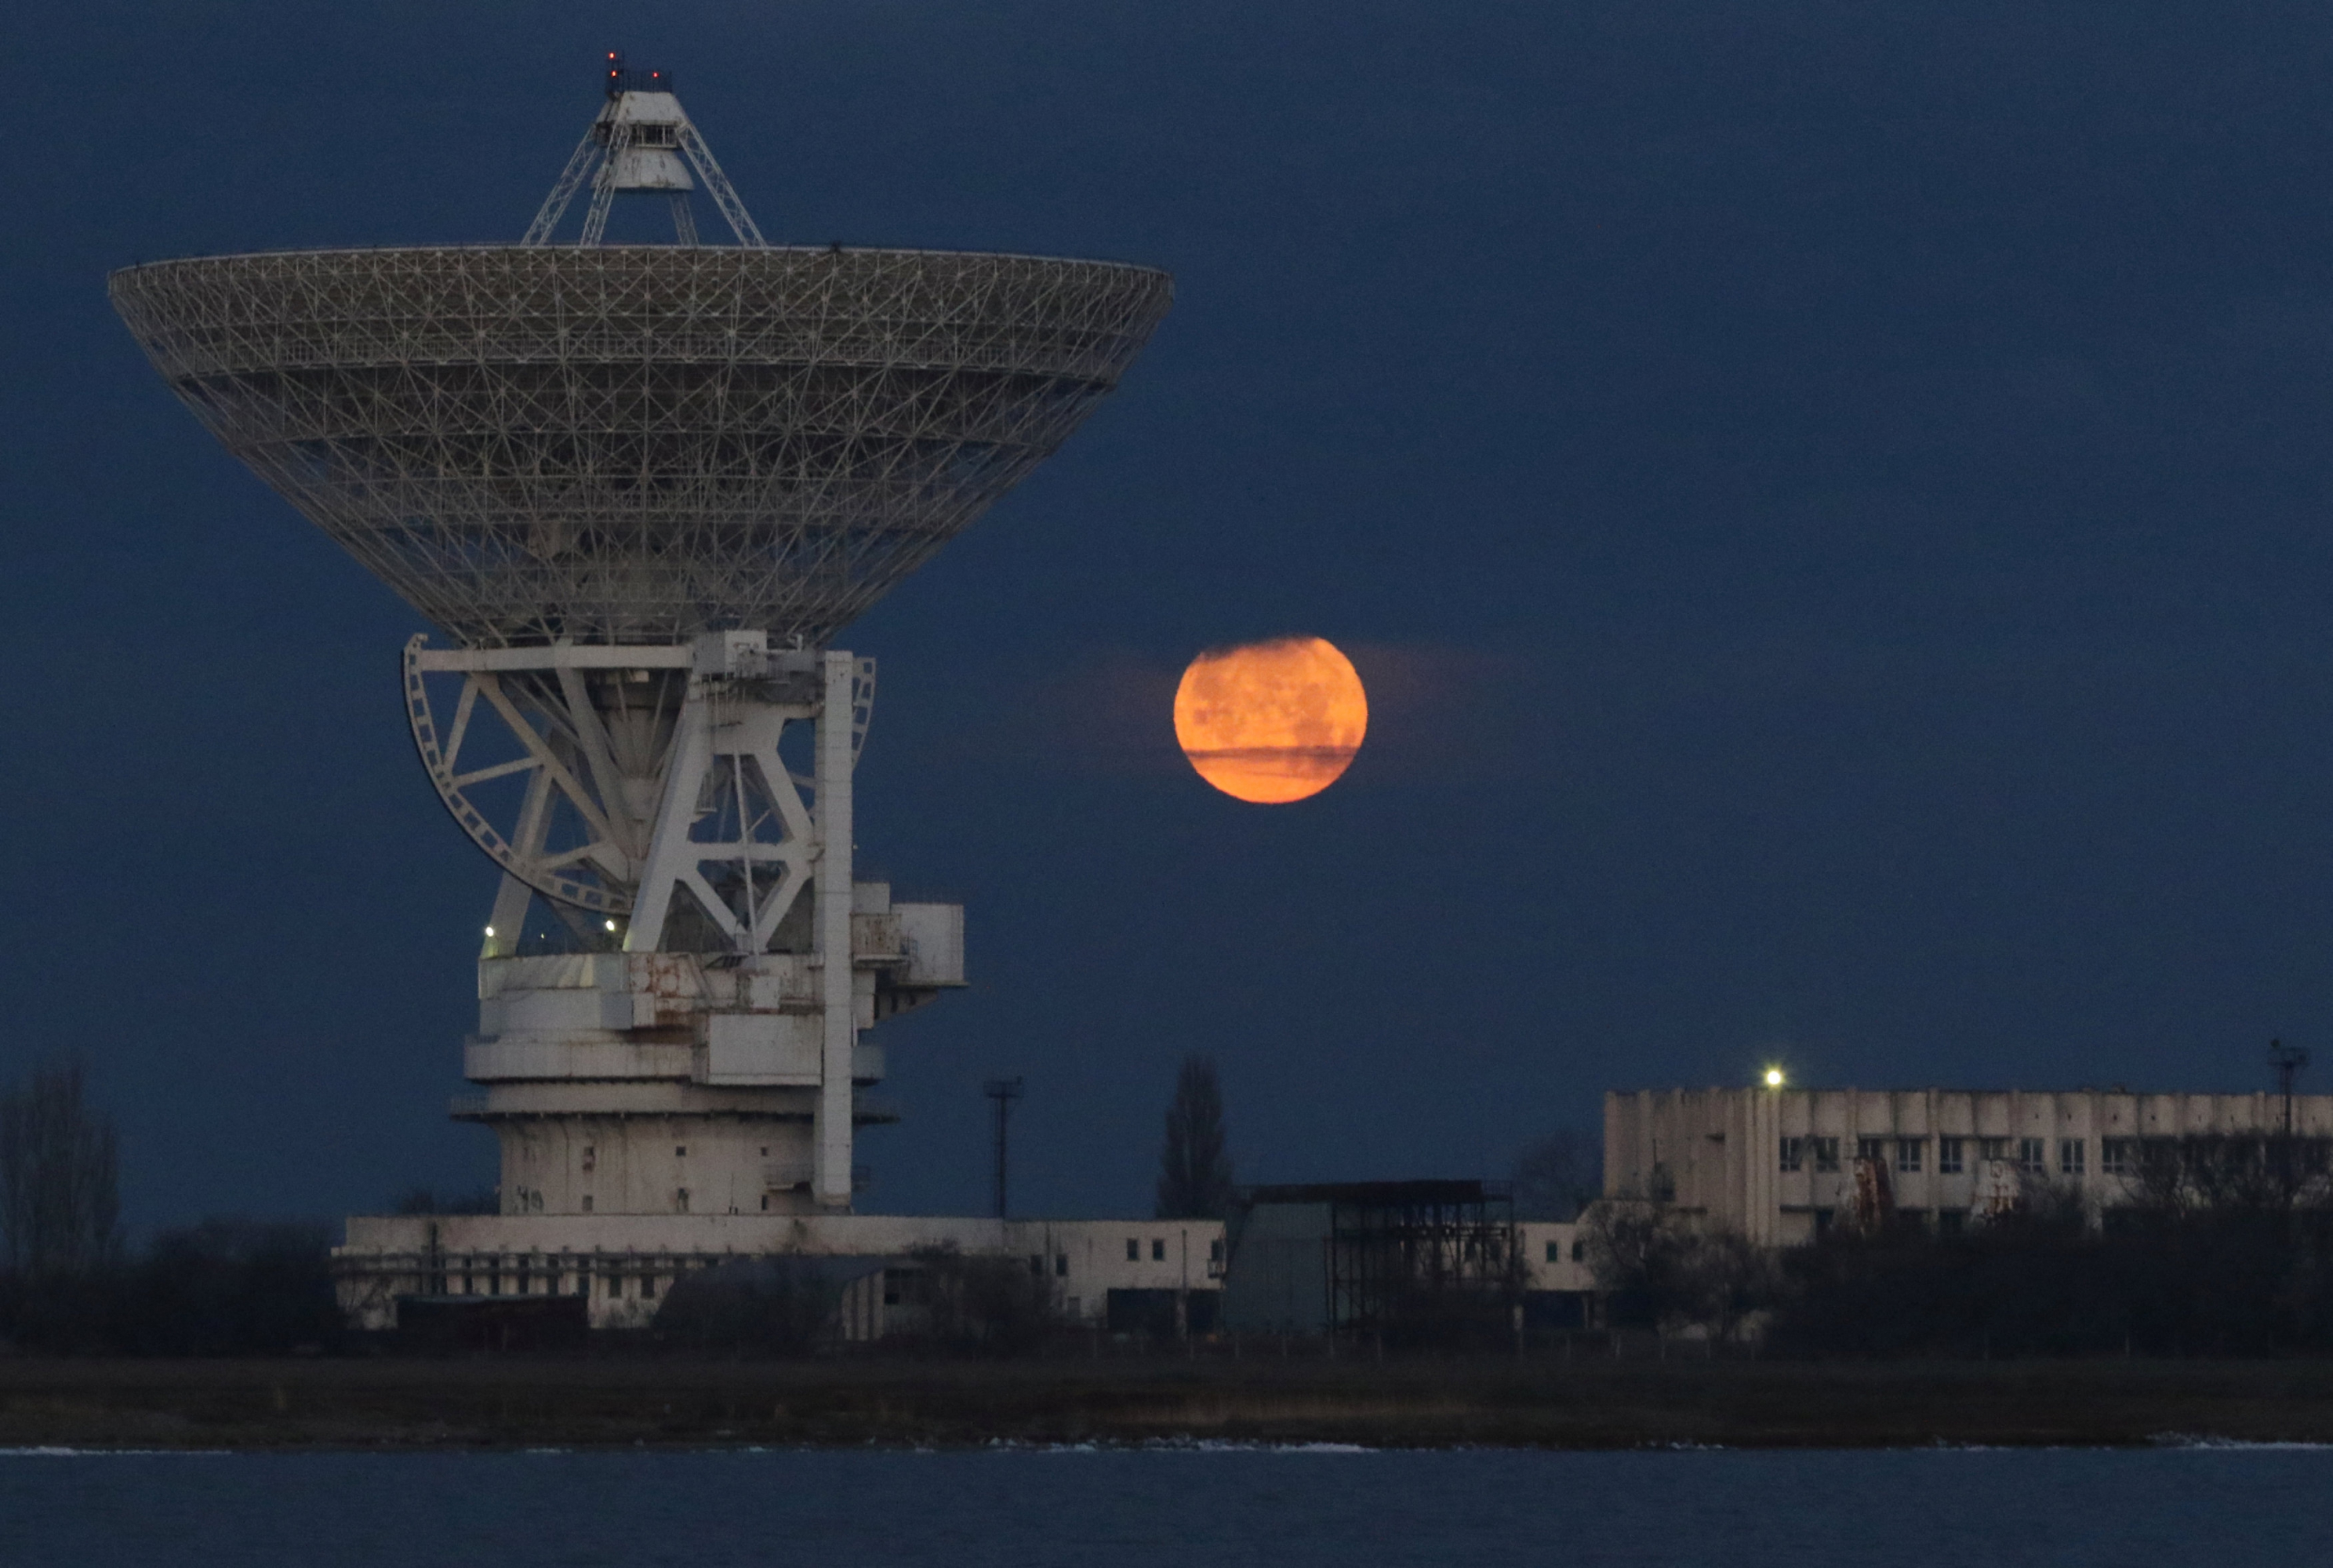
[111,60,1171,1218]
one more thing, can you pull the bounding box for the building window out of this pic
[641,1275,657,1299]
[1856,1137,1886,1164]
[675,1145,687,1158]
[1546,1240,1561,1264]
[607,1276,621,1298]
[1979,1137,2008,1163]
[2060,1138,2085,1177]
[1055,1253,1068,1277]
[1029,1254,1045,1277]
[676,1188,690,1213]
[1572,1239,1586,1262]
[759,1146,769,1156]
[1779,1137,1804,1172]
[1151,1239,1165,1261]
[1812,1208,1833,1236]
[1125,1238,1139,1261]
[1895,1139,1923,1174]
[2102,1138,2134,1176]
[581,1145,595,1171]
[461,1274,474,1295]
[2018,1138,2046,1175]
[1938,1137,1964,1174]
[581,1195,593,1213]
[1812,1138,1841,1172]
[760,1194,770,1211]
[1937,1209,1966,1236]
[1209,1239,1225,1263]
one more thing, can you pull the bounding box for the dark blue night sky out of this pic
[9,2,2333,1229]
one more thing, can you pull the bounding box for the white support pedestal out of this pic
[401,633,962,1220]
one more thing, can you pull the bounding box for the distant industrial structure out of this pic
[1605,1086,2333,1246]
[1221,1181,1592,1343]
[111,60,1178,1334]
[336,1212,1226,1335]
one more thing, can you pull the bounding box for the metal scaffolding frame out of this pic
[1245,1180,1523,1345]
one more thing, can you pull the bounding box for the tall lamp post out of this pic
[983,1078,1024,1220]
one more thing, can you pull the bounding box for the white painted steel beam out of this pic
[414,644,695,673]
[815,649,857,1208]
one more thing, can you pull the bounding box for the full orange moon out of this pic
[1173,637,1368,804]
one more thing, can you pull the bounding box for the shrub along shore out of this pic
[2,1355,2331,1450]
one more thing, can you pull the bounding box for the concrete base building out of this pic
[336,1213,1226,1336]
[1605,1087,2333,1247]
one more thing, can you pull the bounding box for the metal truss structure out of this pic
[109,245,1172,648]
[1318,1181,1521,1347]
[402,633,873,928]
[523,60,763,248]
[110,67,1166,1222]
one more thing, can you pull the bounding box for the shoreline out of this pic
[4,1358,2333,1451]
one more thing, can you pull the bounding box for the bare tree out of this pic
[1583,1201,1774,1338]
[2128,1134,2329,1218]
[0,1060,121,1277]
[1512,1129,1601,1220]
[1156,1054,1237,1220]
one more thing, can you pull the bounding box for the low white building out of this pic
[336,1212,1226,1335]
[1519,1221,1595,1294]
[1605,1086,2333,1247]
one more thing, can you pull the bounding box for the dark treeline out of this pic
[1593,1134,2333,1356]
[0,1220,343,1356]
[0,1059,343,1356]
[1770,1204,2333,1357]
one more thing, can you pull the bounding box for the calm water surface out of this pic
[2,1446,2324,1566]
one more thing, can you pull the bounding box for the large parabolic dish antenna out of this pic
[105,64,1172,1221]
[108,108,1170,650]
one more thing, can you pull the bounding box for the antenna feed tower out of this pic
[524,52,765,247]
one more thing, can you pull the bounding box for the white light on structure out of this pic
[484,926,496,938]
[605,920,617,931]
[1764,1067,1786,1088]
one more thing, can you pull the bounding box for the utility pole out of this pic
[983,1077,1024,1220]
[2270,1039,2310,1204]
[2272,1039,2309,1138]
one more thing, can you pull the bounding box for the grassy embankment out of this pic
[3,1356,2332,1449]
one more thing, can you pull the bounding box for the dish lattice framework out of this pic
[109,245,1173,648]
